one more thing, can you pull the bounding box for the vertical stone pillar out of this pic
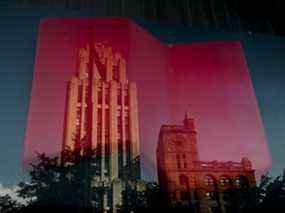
[92,80,99,149]
[80,79,87,140]
[101,82,106,180]
[112,179,123,213]
[64,77,78,150]
[121,84,127,166]
[103,191,109,213]
[106,57,113,81]
[119,58,126,83]
[110,81,118,179]
[128,82,140,159]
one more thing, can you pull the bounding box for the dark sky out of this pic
[0,1,285,185]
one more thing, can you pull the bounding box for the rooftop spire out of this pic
[78,44,90,79]
[184,109,192,120]
[183,109,195,130]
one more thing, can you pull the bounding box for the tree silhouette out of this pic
[259,171,285,209]
[223,172,285,212]
[17,147,99,212]
[0,194,23,213]
[118,181,163,212]
[2,151,285,212]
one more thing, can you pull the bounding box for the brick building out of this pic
[156,111,256,212]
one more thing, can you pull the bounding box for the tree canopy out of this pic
[1,149,285,212]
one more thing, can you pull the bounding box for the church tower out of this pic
[156,112,256,212]
[156,111,199,198]
[63,42,140,211]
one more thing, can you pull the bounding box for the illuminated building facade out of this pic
[63,42,140,211]
[157,112,256,213]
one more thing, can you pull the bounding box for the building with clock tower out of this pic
[156,111,256,213]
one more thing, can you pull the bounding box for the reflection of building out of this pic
[63,42,140,211]
[156,111,256,213]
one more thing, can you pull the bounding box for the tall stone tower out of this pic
[156,111,199,196]
[63,42,140,211]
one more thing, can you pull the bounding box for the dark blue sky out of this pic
[0,1,285,185]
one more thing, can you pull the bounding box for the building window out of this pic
[97,108,102,134]
[235,176,249,188]
[75,106,81,137]
[117,133,122,140]
[84,107,88,132]
[182,154,187,169]
[98,89,102,104]
[125,116,130,140]
[235,178,240,187]
[75,118,80,138]
[117,90,122,105]
[124,90,129,106]
[204,175,215,186]
[179,174,189,187]
[118,116,122,135]
[220,176,231,187]
[179,175,189,200]
[78,85,83,103]
[113,65,119,81]
[176,154,181,169]
[75,118,80,126]
[105,109,109,135]
[76,106,81,119]
[105,89,109,105]
[85,86,89,104]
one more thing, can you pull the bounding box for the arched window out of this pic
[235,175,249,188]
[219,176,231,187]
[176,154,181,169]
[179,174,189,187]
[204,175,215,187]
[179,174,190,201]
